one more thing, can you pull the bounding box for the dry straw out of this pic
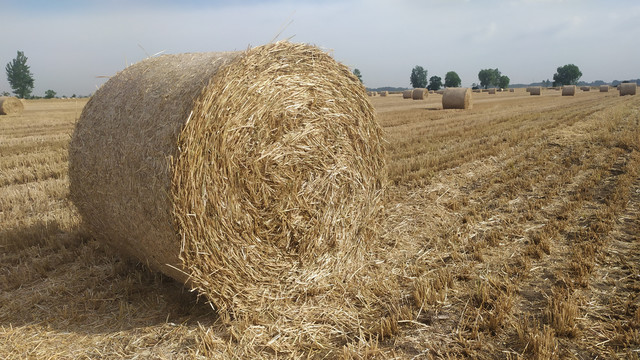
[380,91,388,97]
[599,85,609,92]
[69,41,386,314]
[562,85,576,96]
[412,88,427,100]
[529,86,541,95]
[0,96,24,115]
[442,87,472,109]
[402,90,412,99]
[620,83,637,96]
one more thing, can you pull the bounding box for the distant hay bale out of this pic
[529,86,541,95]
[526,87,531,93]
[442,87,472,109]
[412,88,427,100]
[380,91,388,97]
[402,90,412,99]
[581,86,590,92]
[428,90,434,94]
[435,90,444,95]
[600,85,609,92]
[509,88,515,92]
[472,89,481,93]
[0,96,24,115]
[620,83,637,96]
[68,41,386,313]
[488,88,496,94]
[562,85,576,96]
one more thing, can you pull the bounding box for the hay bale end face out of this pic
[562,85,576,96]
[620,83,637,96]
[69,41,386,312]
[442,87,472,109]
[412,88,427,100]
[402,90,412,99]
[529,86,541,95]
[0,96,24,115]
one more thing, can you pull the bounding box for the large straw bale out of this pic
[402,89,412,99]
[412,88,427,100]
[599,85,609,92]
[69,41,386,313]
[0,96,24,115]
[562,85,576,96]
[529,86,541,95]
[442,87,472,109]
[620,83,637,96]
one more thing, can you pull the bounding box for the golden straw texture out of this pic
[0,96,24,115]
[442,87,472,109]
[562,85,576,96]
[620,83,637,96]
[412,88,426,100]
[402,89,412,99]
[69,41,386,315]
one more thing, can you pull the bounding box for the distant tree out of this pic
[410,65,428,88]
[1,91,9,96]
[478,68,501,89]
[5,51,35,99]
[498,75,510,89]
[427,76,442,91]
[444,71,461,88]
[44,89,56,99]
[471,83,479,90]
[353,68,363,83]
[553,64,582,86]
[71,94,76,98]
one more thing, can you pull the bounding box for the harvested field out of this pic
[1,89,640,358]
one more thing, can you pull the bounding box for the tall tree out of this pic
[478,68,501,89]
[498,75,510,89]
[553,64,582,86]
[410,65,428,88]
[5,51,35,99]
[427,75,442,91]
[444,71,461,88]
[353,68,363,83]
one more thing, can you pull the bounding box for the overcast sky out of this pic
[1,0,639,96]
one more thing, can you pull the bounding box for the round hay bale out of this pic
[562,85,576,96]
[488,88,496,94]
[69,41,386,313]
[0,96,24,115]
[599,85,609,92]
[509,88,515,92]
[442,87,472,109]
[580,86,590,92]
[379,91,388,97]
[620,83,637,96]
[412,88,427,100]
[529,86,541,95]
[402,89,412,99]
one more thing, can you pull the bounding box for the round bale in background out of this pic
[562,85,576,96]
[442,88,472,110]
[402,89,412,99]
[620,83,637,96]
[529,86,542,95]
[69,41,386,313]
[599,85,609,92]
[0,96,24,115]
[412,88,427,100]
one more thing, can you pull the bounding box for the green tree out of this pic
[44,89,56,99]
[498,75,510,89]
[353,68,363,83]
[410,65,428,88]
[478,68,501,89]
[444,71,461,88]
[1,91,9,96]
[427,75,442,91]
[553,64,582,86]
[5,51,35,99]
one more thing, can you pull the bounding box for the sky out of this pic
[1,0,639,96]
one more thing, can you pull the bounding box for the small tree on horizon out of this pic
[427,75,442,91]
[410,65,428,88]
[498,75,510,89]
[353,68,363,83]
[478,68,501,89]
[444,71,461,88]
[5,51,35,99]
[44,89,56,99]
[553,64,582,86]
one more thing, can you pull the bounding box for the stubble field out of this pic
[1,88,639,359]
